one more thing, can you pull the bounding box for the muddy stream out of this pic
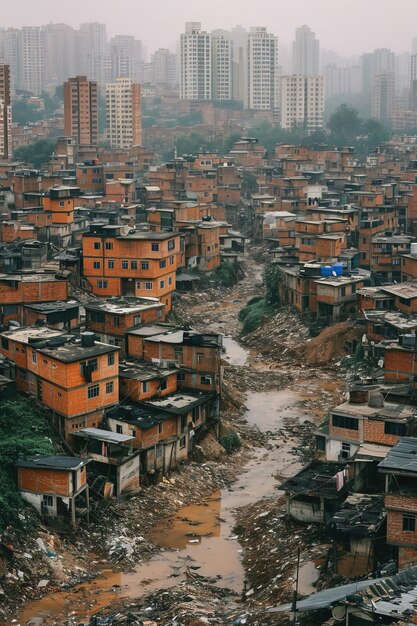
[16,340,316,625]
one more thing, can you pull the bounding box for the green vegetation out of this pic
[14,139,55,169]
[264,263,281,305]
[214,261,242,287]
[0,399,54,532]
[219,430,241,454]
[327,104,390,153]
[238,297,275,335]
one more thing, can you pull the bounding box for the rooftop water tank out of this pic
[332,262,343,276]
[80,331,95,348]
[320,265,332,277]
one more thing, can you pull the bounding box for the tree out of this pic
[328,104,362,141]
[14,140,55,169]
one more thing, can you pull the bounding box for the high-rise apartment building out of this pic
[63,76,98,146]
[0,64,11,159]
[78,23,110,88]
[18,27,44,95]
[106,77,142,149]
[180,22,212,100]
[42,24,76,90]
[0,29,19,92]
[372,72,395,121]
[211,30,233,100]
[245,27,279,110]
[150,48,178,86]
[280,75,324,133]
[292,25,319,75]
[110,35,143,82]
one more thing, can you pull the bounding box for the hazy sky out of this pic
[2,0,416,57]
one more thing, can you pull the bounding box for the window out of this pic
[122,260,128,269]
[159,259,166,269]
[200,375,212,385]
[403,514,416,532]
[59,200,65,207]
[113,316,120,328]
[145,281,153,290]
[93,261,101,269]
[169,256,175,265]
[151,243,159,251]
[168,277,173,286]
[108,353,115,366]
[90,311,105,323]
[197,353,204,363]
[116,424,123,434]
[105,242,113,250]
[94,242,101,249]
[160,379,167,391]
[142,381,149,393]
[340,442,351,459]
[1,338,9,350]
[160,280,165,289]
[332,414,359,430]
[179,435,186,449]
[42,495,53,507]
[106,381,114,394]
[168,239,175,250]
[384,421,406,436]
[97,280,108,289]
[134,315,141,325]
[88,384,100,399]
[316,436,326,451]
[108,260,114,269]
[141,261,149,270]
[131,261,138,270]
[158,422,164,434]
[32,352,37,363]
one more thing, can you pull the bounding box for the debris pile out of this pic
[85,579,244,626]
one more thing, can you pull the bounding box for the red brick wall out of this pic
[363,419,403,446]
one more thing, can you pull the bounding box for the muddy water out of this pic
[223,336,249,366]
[16,382,312,624]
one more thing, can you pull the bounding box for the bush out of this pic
[214,261,240,287]
[0,399,54,532]
[219,431,241,454]
[238,297,275,335]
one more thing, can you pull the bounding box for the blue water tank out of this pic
[320,265,332,277]
[332,262,343,276]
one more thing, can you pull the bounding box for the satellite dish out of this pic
[332,605,347,621]
[378,358,384,368]
[332,270,338,277]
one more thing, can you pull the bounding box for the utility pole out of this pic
[291,548,300,625]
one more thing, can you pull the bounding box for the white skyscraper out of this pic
[106,77,142,149]
[180,22,212,100]
[110,35,143,83]
[78,23,110,88]
[245,27,279,110]
[280,75,324,133]
[292,25,319,75]
[18,27,44,95]
[212,30,233,101]
[151,48,178,86]
[42,23,76,90]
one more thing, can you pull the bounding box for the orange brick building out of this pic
[0,328,119,439]
[82,225,180,312]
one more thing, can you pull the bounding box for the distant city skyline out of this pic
[1,0,417,58]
